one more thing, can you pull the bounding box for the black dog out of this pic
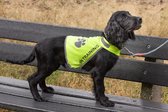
[9,11,142,107]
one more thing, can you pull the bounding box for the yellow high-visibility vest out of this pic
[65,36,120,68]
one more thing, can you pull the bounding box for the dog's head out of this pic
[104,11,142,48]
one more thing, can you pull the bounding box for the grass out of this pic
[0,0,168,111]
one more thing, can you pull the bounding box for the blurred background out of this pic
[0,0,168,111]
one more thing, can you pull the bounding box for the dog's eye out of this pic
[122,14,126,17]
[122,14,128,19]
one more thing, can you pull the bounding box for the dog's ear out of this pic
[104,20,124,49]
[104,21,120,40]
[128,31,135,40]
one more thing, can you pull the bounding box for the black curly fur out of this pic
[7,11,142,107]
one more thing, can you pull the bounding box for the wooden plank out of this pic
[0,42,34,62]
[0,19,168,59]
[0,19,102,42]
[0,77,167,112]
[0,85,161,112]
[0,92,105,112]
[0,86,109,112]
[1,76,168,111]
[121,36,168,60]
[0,42,168,86]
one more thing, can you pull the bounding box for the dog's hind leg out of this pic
[38,63,60,94]
[28,71,45,101]
[39,79,54,93]
[28,63,59,101]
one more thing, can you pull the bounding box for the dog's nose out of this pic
[137,17,142,24]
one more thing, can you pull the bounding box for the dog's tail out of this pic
[7,49,36,65]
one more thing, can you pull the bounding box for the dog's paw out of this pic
[99,97,115,107]
[42,86,54,93]
[34,96,48,102]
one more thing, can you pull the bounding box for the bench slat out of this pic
[0,85,106,112]
[0,76,167,112]
[122,36,168,59]
[0,91,103,112]
[0,42,168,86]
[0,19,101,42]
[0,19,168,59]
[1,76,168,111]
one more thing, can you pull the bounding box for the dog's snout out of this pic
[137,17,142,24]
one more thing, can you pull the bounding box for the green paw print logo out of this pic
[75,38,86,48]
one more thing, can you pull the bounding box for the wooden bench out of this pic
[0,19,168,112]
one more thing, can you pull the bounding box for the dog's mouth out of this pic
[127,23,141,32]
[132,18,142,30]
[133,24,141,30]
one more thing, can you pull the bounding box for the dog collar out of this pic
[101,37,121,56]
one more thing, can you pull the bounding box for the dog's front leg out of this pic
[92,70,115,107]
